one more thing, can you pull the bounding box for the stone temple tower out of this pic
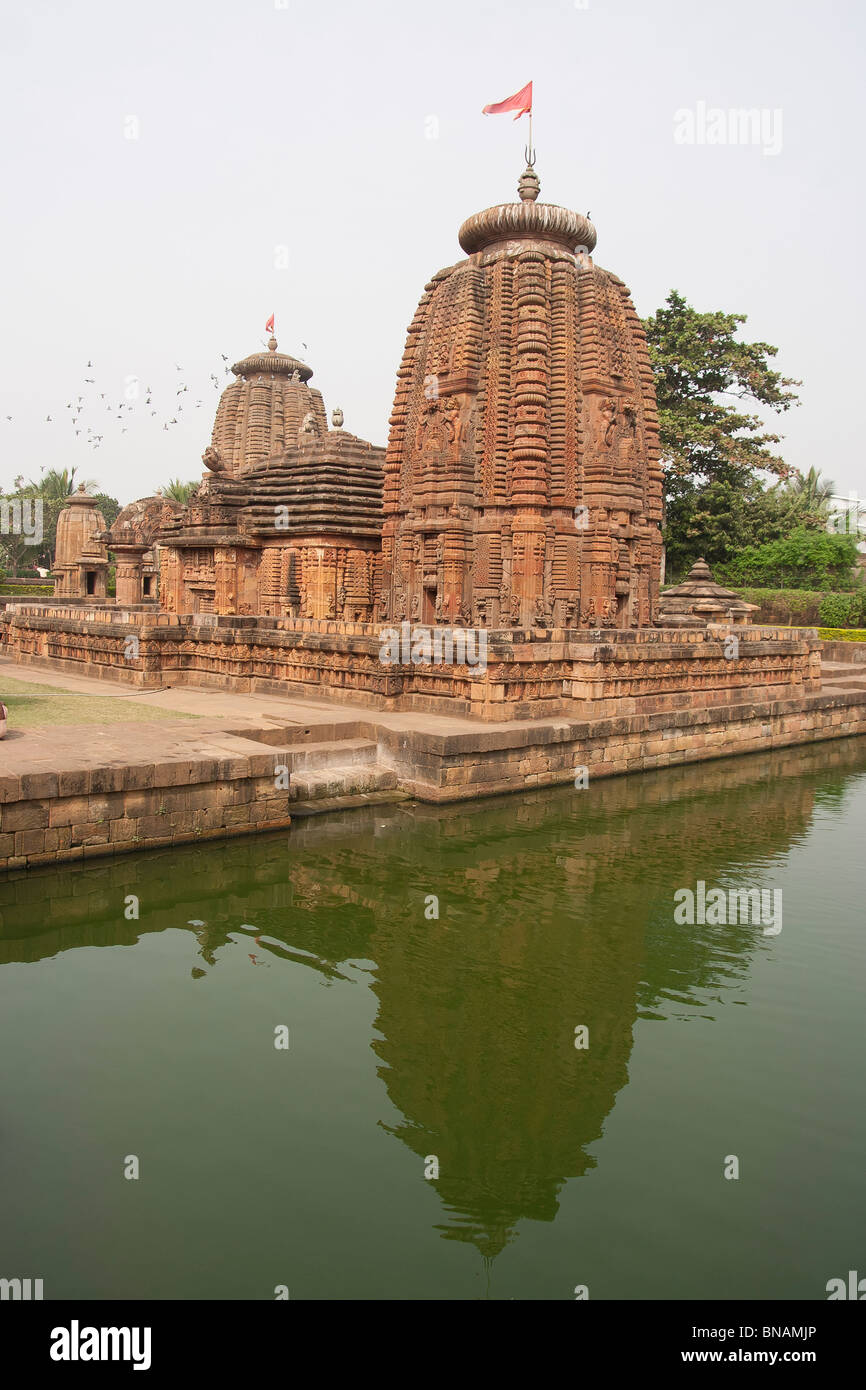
[205,335,328,475]
[380,164,663,629]
[52,486,109,600]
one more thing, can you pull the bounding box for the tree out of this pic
[157,478,199,504]
[643,290,801,492]
[0,470,118,574]
[780,466,835,519]
[722,527,860,591]
[92,493,122,530]
[642,291,802,575]
[27,467,99,501]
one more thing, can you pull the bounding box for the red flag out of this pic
[482,81,532,121]
[265,313,275,335]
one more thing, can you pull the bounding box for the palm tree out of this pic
[157,478,199,504]
[783,467,836,512]
[27,467,99,501]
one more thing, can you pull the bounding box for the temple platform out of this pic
[0,602,824,720]
[1,639,865,874]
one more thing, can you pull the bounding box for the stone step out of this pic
[817,686,866,700]
[283,738,379,773]
[289,788,409,818]
[289,763,397,802]
[820,683,866,697]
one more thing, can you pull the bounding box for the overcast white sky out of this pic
[1,0,863,504]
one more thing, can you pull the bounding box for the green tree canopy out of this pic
[157,478,199,504]
[663,470,839,579]
[720,526,860,591]
[642,291,806,576]
[643,290,801,499]
[1,470,118,574]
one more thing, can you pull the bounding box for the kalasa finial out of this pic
[518,163,540,203]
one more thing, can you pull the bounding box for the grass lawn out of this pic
[0,676,198,728]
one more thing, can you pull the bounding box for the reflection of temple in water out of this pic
[1,740,864,1259]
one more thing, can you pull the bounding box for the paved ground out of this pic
[0,655,492,777]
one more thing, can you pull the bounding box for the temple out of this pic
[5,152,863,858]
[382,163,663,630]
[157,338,385,621]
[52,486,110,601]
[35,168,688,639]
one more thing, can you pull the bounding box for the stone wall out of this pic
[0,751,292,872]
[379,688,866,801]
[820,639,866,664]
[1,602,821,722]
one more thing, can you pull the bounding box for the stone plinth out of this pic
[1,604,821,722]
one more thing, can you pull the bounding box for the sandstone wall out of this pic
[0,604,821,722]
[0,755,292,872]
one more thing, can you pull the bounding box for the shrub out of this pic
[728,588,865,628]
[720,527,861,590]
[0,582,54,596]
[730,588,823,624]
[818,592,864,628]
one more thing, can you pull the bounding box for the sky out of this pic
[1,0,864,506]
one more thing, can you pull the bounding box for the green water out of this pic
[1,739,865,1301]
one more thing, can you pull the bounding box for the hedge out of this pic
[729,588,866,628]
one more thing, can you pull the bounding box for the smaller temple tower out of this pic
[204,334,327,475]
[52,486,110,600]
[158,334,384,620]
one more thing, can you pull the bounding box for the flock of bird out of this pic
[2,351,241,455]
[3,334,313,470]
